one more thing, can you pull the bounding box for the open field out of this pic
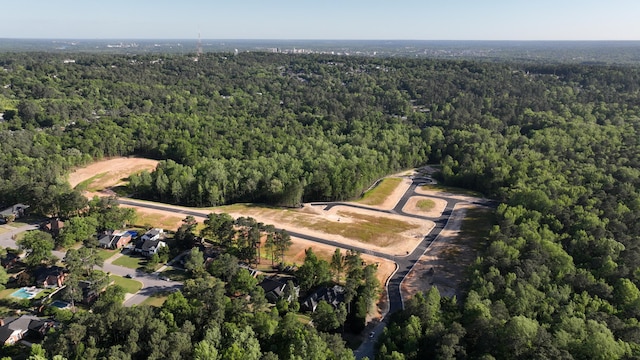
[358,178,404,207]
[402,196,446,218]
[68,157,158,190]
[417,184,484,198]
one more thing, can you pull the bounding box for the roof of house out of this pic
[99,230,131,247]
[41,218,64,232]
[140,239,165,251]
[259,277,287,294]
[302,285,345,311]
[0,204,29,217]
[34,266,66,283]
[142,228,163,238]
[0,326,16,344]
[0,315,45,344]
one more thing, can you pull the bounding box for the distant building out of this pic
[141,228,163,242]
[258,276,299,303]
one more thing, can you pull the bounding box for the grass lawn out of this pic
[140,292,170,307]
[0,288,15,299]
[109,275,143,294]
[420,184,484,197]
[75,172,109,191]
[133,211,182,231]
[161,267,189,282]
[358,178,402,206]
[97,248,118,262]
[416,199,436,211]
[112,254,144,270]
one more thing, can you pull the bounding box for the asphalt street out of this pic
[1,174,494,359]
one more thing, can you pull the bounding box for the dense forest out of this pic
[2,52,640,359]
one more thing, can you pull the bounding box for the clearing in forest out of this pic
[68,157,158,191]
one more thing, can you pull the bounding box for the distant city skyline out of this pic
[3,0,640,41]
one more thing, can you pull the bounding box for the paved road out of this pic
[2,174,489,357]
[119,176,481,359]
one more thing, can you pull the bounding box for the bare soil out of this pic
[401,203,477,300]
[68,157,158,189]
[69,159,480,316]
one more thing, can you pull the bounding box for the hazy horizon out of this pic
[3,1,640,41]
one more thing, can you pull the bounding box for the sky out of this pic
[2,0,640,40]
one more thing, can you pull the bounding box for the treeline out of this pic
[4,52,640,358]
[0,52,431,207]
[377,69,640,357]
[40,276,355,360]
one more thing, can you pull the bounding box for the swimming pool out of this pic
[50,300,70,309]
[10,287,39,299]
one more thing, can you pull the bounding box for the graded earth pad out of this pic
[68,157,159,190]
[401,203,478,300]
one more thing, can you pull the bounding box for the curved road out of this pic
[1,174,488,357]
[119,177,466,315]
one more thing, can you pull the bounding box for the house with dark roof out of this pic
[0,315,54,346]
[258,276,299,303]
[1,252,21,269]
[98,230,132,249]
[301,285,345,312]
[34,266,67,288]
[135,238,167,258]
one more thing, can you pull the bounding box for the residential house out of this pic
[1,252,21,269]
[40,218,65,237]
[34,266,67,288]
[141,228,163,242]
[134,228,166,257]
[258,276,299,303]
[78,279,112,304]
[98,230,132,249]
[135,238,167,258]
[79,280,99,304]
[0,204,29,223]
[301,285,345,312]
[0,315,54,346]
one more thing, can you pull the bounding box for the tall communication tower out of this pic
[197,32,203,59]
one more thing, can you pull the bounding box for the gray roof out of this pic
[0,204,29,217]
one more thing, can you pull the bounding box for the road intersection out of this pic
[1,173,492,358]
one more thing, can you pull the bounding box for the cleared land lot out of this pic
[68,158,476,308]
[68,158,431,256]
[68,157,158,190]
